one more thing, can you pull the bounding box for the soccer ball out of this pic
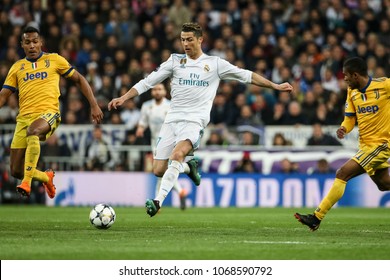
[89,203,116,229]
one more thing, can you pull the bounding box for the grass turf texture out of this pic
[1,206,390,260]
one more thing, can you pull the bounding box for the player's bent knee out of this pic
[335,168,351,181]
[171,151,187,162]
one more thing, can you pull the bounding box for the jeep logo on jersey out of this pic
[357,105,379,114]
[23,72,48,81]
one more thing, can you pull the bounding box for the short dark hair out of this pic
[182,22,203,37]
[343,57,367,76]
[21,26,40,40]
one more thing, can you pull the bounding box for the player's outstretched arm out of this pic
[251,72,293,92]
[0,88,12,108]
[69,70,103,124]
[108,88,139,111]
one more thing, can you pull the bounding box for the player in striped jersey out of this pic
[0,26,103,199]
[295,57,390,231]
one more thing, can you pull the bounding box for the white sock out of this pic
[182,162,190,174]
[155,177,162,197]
[156,160,183,205]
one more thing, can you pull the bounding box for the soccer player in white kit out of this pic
[136,83,188,210]
[108,22,293,217]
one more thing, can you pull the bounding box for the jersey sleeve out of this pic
[133,55,173,95]
[385,78,390,97]
[55,54,75,78]
[217,57,252,83]
[344,88,356,117]
[2,63,18,92]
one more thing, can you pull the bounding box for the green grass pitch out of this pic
[1,206,390,260]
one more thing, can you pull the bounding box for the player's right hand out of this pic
[336,126,347,139]
[108,98,124,111]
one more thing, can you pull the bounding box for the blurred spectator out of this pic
[59,35,79,64]
[226,92,246,126]
[206,130,226,146]
[75,38,93,75]
[41,133,71,158]
[233,151,258,173]
[120,129,147,171]
[251,94,274,125]
[82,11,98,40]
[271,102,286,125]
[272,132,292,146]
[119,98,141,131]
[65,88,89,124]
[283,100,308,125]
[239,131,257,146]
[378,18,390,50]
[102,54,115,77]
[277,158,299,174]
[0,93,18,123]
[113,49,129,75]
[0,11,13,42]
[311,103,330,125]
[110,112,123,125]
[321,67,340,94]
[96,74,114,106]
[167,0,192,35]
[84,125,112,171]
[92,23,107,53]
[307,123,342,146]
[236,104,262,126]
[210,93,229,125]
[325,92,344,125]
[85,62,103,92]
[300,66,318,94]
[9,1,26,26]
[64,111,78,125]
[310,158,336,174]
[301,90,319,124]
[209,38,227,60]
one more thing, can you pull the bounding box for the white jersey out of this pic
[138,97,171,145]
[133,53,252,127]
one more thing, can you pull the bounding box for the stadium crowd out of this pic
[0,0,389,172]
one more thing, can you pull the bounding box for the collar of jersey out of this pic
[26,52,44,62]
[359,76,372,93]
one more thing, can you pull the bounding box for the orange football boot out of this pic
[42,169,56,199]
[16,181,31,197]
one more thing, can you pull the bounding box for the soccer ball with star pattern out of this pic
[89,203,116,229]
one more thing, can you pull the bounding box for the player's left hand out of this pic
[275,82,293,92]
[336,126,347,139]
[91,105,103,124]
